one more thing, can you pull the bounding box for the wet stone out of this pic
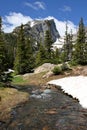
[30,89,52,100]
[1,85,87,130]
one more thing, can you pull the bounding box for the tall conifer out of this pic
[25,38,35,72]
[74,18,86,64]
[14,24,26,74]
[36,43,46,66]
[0,17,7,81]
[63,23,73,62]
[44,30,53,59]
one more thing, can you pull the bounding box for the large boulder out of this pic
[34,63,55,74]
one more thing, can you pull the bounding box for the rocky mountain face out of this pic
[13,19,60,43]
[3,19,60,67]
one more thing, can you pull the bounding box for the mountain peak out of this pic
[13,19,60,43]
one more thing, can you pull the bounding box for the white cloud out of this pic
[3,12,32,33]
[59,5,71,12]
[25,2,37,10]
[35,1,45,10]
[45,16,77,36]
[25,1,46,10]
[3,12,77,36]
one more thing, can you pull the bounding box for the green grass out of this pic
[12,75,27,85]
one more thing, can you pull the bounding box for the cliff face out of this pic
[13,19,60,43]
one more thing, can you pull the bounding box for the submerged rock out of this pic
[30,89,52,100]
[43,89,52,94]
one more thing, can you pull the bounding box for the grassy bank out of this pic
[0,65,86,121]
[12,75,27,85]
[12,65,87,86]
[12,71,66,86]
[0,83,29,121]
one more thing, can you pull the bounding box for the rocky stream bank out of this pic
[0,84,87,130]
[1,64,87,130]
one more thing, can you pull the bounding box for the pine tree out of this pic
[83,42,87,64]
[25,38,35,72]
[63,23,73,62]
[36,43,46,66]
[74,18,86,64]
[14,24,35,74]
[44,30,53,59]
[69,30,73,60]
[4,33,17,68]
[0,17,7,82]
[55,48,59,58]
[54,48,60,64]
[14,24,26,74]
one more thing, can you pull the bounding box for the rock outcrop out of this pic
[34,63,55,74]
[13,19,60,43]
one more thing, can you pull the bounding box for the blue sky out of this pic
[1,0,87,36]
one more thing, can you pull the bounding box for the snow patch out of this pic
[52,37,64,49]
[30,21,36,27]
[48,76,87,108]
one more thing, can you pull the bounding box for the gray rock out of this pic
[13,19,60,44]
[34,63,55,74]
[30,94,42,99]
[32,89,42,95]
[43,89,52,94]
[41,93,51,99]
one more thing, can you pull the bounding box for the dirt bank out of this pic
[0,88,29,121]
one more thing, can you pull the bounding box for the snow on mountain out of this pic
[45,16,77,37]
[30,21,36,27]
[52,37,64,49]
[13,19,60,43]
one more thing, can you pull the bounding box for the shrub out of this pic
[0,82,5,88]
[61,63,70,71]
[0,72,13,87]
[52,66,62,75]
[1,73,12,83]
[69,60,78,66]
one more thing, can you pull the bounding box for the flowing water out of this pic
[0,85,87,130]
